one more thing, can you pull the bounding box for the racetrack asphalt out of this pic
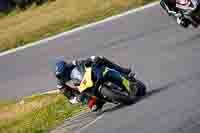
[1,3,200,133]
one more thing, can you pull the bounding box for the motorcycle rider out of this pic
[54,56,135,112]
[160,0,200,27]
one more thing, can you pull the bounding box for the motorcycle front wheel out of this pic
[135,80,146,97]
[100,85,134,105]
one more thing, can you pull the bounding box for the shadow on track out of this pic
[96,82,172,116]
[97,72,200,115]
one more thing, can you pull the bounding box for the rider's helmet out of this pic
[55,60,72,81]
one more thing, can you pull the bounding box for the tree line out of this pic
[0,0,54,11]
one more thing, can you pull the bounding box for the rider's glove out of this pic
[89,56,104,64]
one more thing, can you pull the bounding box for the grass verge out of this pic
[0,93,88,133]
[0,0,156,52]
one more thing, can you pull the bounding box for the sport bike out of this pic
[70,62,147,107]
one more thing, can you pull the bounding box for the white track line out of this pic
[75,114,105,133]
[0,2,159,57]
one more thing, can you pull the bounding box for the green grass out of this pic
[0,93,88,133]
[0,0,157,52]
[0,12,4,18]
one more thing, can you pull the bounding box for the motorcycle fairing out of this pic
[177,0,190,6]
[78,67,94,93]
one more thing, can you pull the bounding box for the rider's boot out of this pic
[96,56,136,82]
[100,57,132,75]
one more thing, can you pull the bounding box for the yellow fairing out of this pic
[79,67,94,93]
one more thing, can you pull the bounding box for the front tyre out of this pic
[100,86,133,105]
[135,80,146,97]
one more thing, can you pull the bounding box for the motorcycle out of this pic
[176,0,200,28]
[70,62,147,109]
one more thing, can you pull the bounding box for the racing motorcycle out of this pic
[70,62,147,108]
[176,0,200,28]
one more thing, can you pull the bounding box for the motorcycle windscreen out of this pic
[177,0,190,5]
[70,67,84,85]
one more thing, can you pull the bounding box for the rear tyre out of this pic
[100,86,133,105]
